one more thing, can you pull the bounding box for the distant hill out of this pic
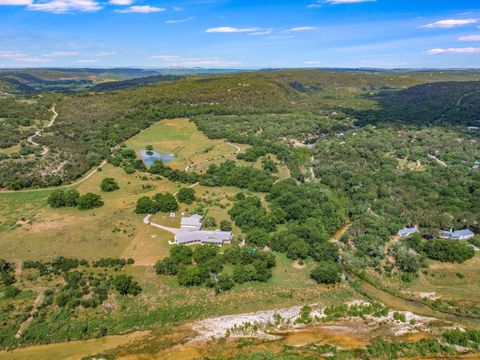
[90,74,184,92]
[353,81,480,127]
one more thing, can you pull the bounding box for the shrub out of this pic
[245,228,270,247]
[47,189,80,208]
[395,248,421,273]
[153,192,179,212]
[100,178,120,192]
[287,239,310,260]
[219,219,233,232]
[4,285,20,298]
[155,257,179,275]
[177,187,196,204]
[310,262,342,285]
[393,311,407,322]
[170,246,193,265]
[311,242,339,263]
[214,274,235,294]
[193,245,218,264]
[77,193,104,210]
[177,265,204,287]
[135,196,157,214]
[203,216,217,229]
[424,240,475,263]
[112,275,141,296]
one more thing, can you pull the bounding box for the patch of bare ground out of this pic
[27,216,78,232]
[15,291,45,339]
[292,260,306,270]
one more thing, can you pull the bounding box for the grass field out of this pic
[0,119,248,263]
[125,118,240,172]
[0,116,360,352]
[407,254,480,306]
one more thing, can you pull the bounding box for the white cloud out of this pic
[151,54,180,61]
[0,51,49,62]
[28,0,102,13]
[42,51,79,57]
[427,47,480,55]
[304,61,323,65]
[459,35,480,41]
[165,17,194,24]
[326,0,375,3]
[95,51,116,56]
[151,54,240,67]
[0,0,31,5]
[249,30,272,36]
[206,26,260,33]
[75,59,99,63]
[287,26,317,32]
[421,19,477,29]
[116,5,165,13]
[109,0,132,5]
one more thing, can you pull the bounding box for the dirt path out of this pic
[185,142,241,172]
[434,89,480,123]
[15,291,44,339]
[383,234,401,255]
[14,260,22,281]
[0,159,107,194]
[143,181,200,236]
[331,222,351,242]
[428,154,447,167]
[27,105,58,156]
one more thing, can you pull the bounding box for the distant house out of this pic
[180,214,202,231]
[175,230,232,246]
[468,126,479,131]
[440,229,475,240]
[398,227,418,238]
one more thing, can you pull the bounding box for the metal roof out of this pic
[175,230,232,244]
[180,214,202,227]
[398,227,417,235]
[442,229,474,238]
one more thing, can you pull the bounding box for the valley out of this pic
[0,68,479,359]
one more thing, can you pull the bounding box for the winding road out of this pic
[0,160,107,194]
[1,129,240,195]
[143,181,200,232]
[185,142,241,172]
[434,88,480,123]
[27,105,58,156]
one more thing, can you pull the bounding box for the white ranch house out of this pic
[440,229,475,240]
[173,214,232,246]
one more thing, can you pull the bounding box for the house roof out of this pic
[442,229,474,238]
[452,229,474,237]
[398,227,417,235]
[175,230,232,244]
[180,214,202,227]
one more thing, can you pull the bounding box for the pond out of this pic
[140,150,176,167]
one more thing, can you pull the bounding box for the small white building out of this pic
[180,214,202,231]
[398,227,418,238]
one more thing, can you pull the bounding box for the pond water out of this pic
[140,150,175,167]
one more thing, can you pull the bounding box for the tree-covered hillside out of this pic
[1,69,480,190]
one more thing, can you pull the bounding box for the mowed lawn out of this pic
[125,118,240,172]
[0,119,242,263]
[0,164,179,261]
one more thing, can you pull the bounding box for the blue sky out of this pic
[0,0,479,68]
